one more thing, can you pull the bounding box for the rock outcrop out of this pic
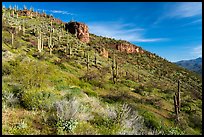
[116,43,140,53]
[17,9,32,16]
[65,22,90,43]
[100,48,109,58]
[108,42,144,54]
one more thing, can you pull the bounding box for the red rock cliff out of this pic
[65,22,90,43]
[108,42,144,54]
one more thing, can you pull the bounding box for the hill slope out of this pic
[175,57,202,75]
[2,7,202,135]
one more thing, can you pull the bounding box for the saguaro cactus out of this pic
[174,80,181,122]
[112,52,118,84]
[177,80,181,112]
[8,12,10,18]
[2,12,5,20]
[11,33,14,45]
[48,33,54,55]
[11,10,14,17]
[86,51,90,72]
[22,20,25,35]
[94,49,97,67]
[37,31,42,52]
[49,21,52,32]
[37,31,43,52]
[69,44,72,58]
[137,59,140,82]
[41,34,44,50]
[116,60,118,77]
[10,27,15,46]
[30,12,33,19]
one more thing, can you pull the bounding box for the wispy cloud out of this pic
[49,10,74,15]
[37,9,75,16]
[168,2,202,18]
[182,19,202,26]
[88,21,167,43]
[192,45,202,57]
[154,2,202,25]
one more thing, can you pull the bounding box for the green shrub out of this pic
[84,90,98,97]
[4,120,40,135]
[120,79,137,88]
[72,121,98,135]
[78,81,92,89]
[21,88,60,110]
[142,111,161,131]
[2,61,12,76]
[11,60,52,89]
[64,87,84,99]
[188,112,202,130]
[80,70,108,89]
[56,119,78,134]
[90,115,121,135]
[164,127,184,135]
[132,85,145,96]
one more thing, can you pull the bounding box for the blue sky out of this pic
[2,2,202,62]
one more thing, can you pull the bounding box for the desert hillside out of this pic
[2,6,202,135]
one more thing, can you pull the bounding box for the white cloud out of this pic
[153,2,202,25]
[88,21,167,43]
[37,9,75,16]
[192,45,202,57]
[168,2,202,18]
[182,19,202,26]
[50,10,74,15]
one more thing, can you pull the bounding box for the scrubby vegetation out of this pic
[2,6,202,135]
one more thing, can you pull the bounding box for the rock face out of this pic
[17,9,32,16]
[109,42,144,54]
[116,43,140,53]
[65,22,90,43]
[100,48,109,58]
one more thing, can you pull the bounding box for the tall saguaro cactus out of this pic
[94,49,97,67]
[22,19,25,35]
[11,10,14,17]
[69,43,72,58]
[11,33,14,46]
[86,51,90,72]
[48,32,54,55]
[177,80,181,112]
[41,34,44,51]
[37,31,43,52]
[137,60,140,82]
[49,20,53,33]
[174,80,181,122]
[10,27,15,46]
[2,12,5,20]
[112,52,118,84]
